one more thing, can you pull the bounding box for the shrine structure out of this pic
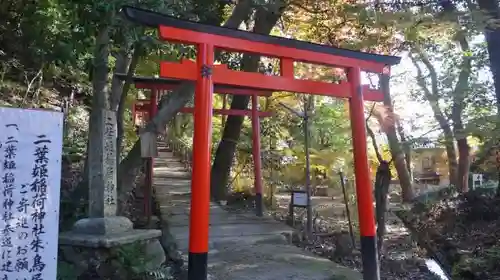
[119,74,273,221]
[121,5,401,280]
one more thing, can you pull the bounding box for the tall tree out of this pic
[409,46,461,190]
[210,1,287,201]
[407,21,478,192]
[474,0,500,121]
[379,75,415,201]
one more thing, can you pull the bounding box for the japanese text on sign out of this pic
[0,107,63,280]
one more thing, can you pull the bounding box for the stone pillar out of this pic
[59,109,164,279]
[90,108,117,217]
[69,109,135,234]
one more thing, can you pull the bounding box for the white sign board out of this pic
[292,192,308,207]
[472,173,483,182]
[0,107,63,280]
[472,173,483,189]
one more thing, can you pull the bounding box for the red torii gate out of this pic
[121,75,273,219]
[122,6,400,280]
[122,75,382,223]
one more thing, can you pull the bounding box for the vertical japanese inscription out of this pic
[1,124,18,279]
[0,107,63,280]
[103,114,117,208]
[29,135,50,280]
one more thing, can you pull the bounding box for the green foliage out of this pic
[57,261,78,280]
[114,242,154,275]
[452,246,500,277]
[310,100,351,151]
[63,106,89,161]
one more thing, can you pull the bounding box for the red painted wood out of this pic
[280,58,294,77]
[251,94,263,203]
[189,43,214,254]
[348,67,376,237]
[159,59,384,101]
[135,83,382,102]
[179,107,272,117]
[361,85,383,101]
[159,25,387,73]
[160,60,351,98]
[134,101,272,117]
[135,81,273,97]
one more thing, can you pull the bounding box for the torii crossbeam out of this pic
[122,6,401,280]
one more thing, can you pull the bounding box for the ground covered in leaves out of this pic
[269,207,441,280]
[224,191,443,280]
[399,188,500,280]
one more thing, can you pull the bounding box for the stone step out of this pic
[154,166,190,172]
[154,161,185,167]
[159,204,225,217]
[169,222,293,251]
[153,171,191,179]
[155,196,190,206]
[157,150,172,155]
[155,198,190,207]
[155,186,190,192]
[154,183,191,192]
[154,182,192,190]
[155,193,191,202]
[155,156,183,162]
[165,213,282,227]
[153,165,187,172]
[159,206,189,216]
[154,166,188,172]
[175,234,293,253]
[154,180,191,186]
[155,156,179,162]
[154,157,184,162]
[168,222,292,239]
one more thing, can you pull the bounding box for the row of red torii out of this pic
[120,5,401,280]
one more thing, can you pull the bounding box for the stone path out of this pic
[153,143,362,280]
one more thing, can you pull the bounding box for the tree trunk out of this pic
[485,29,500,113]
[396,120,412,181]
[116,45,142,160]
[450,29,472,192]
[210,94,250,200]
[366,122,383,163]
[380,74,413,201]
[497,170,500,196]
[456,138,470,192]
[374,161,391,254]
[476,0,500,195]
[476,0,500,118]
[210,4,285,201]
[442,129,459,187]
[409,50,459,188]
[109,48,132,111]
